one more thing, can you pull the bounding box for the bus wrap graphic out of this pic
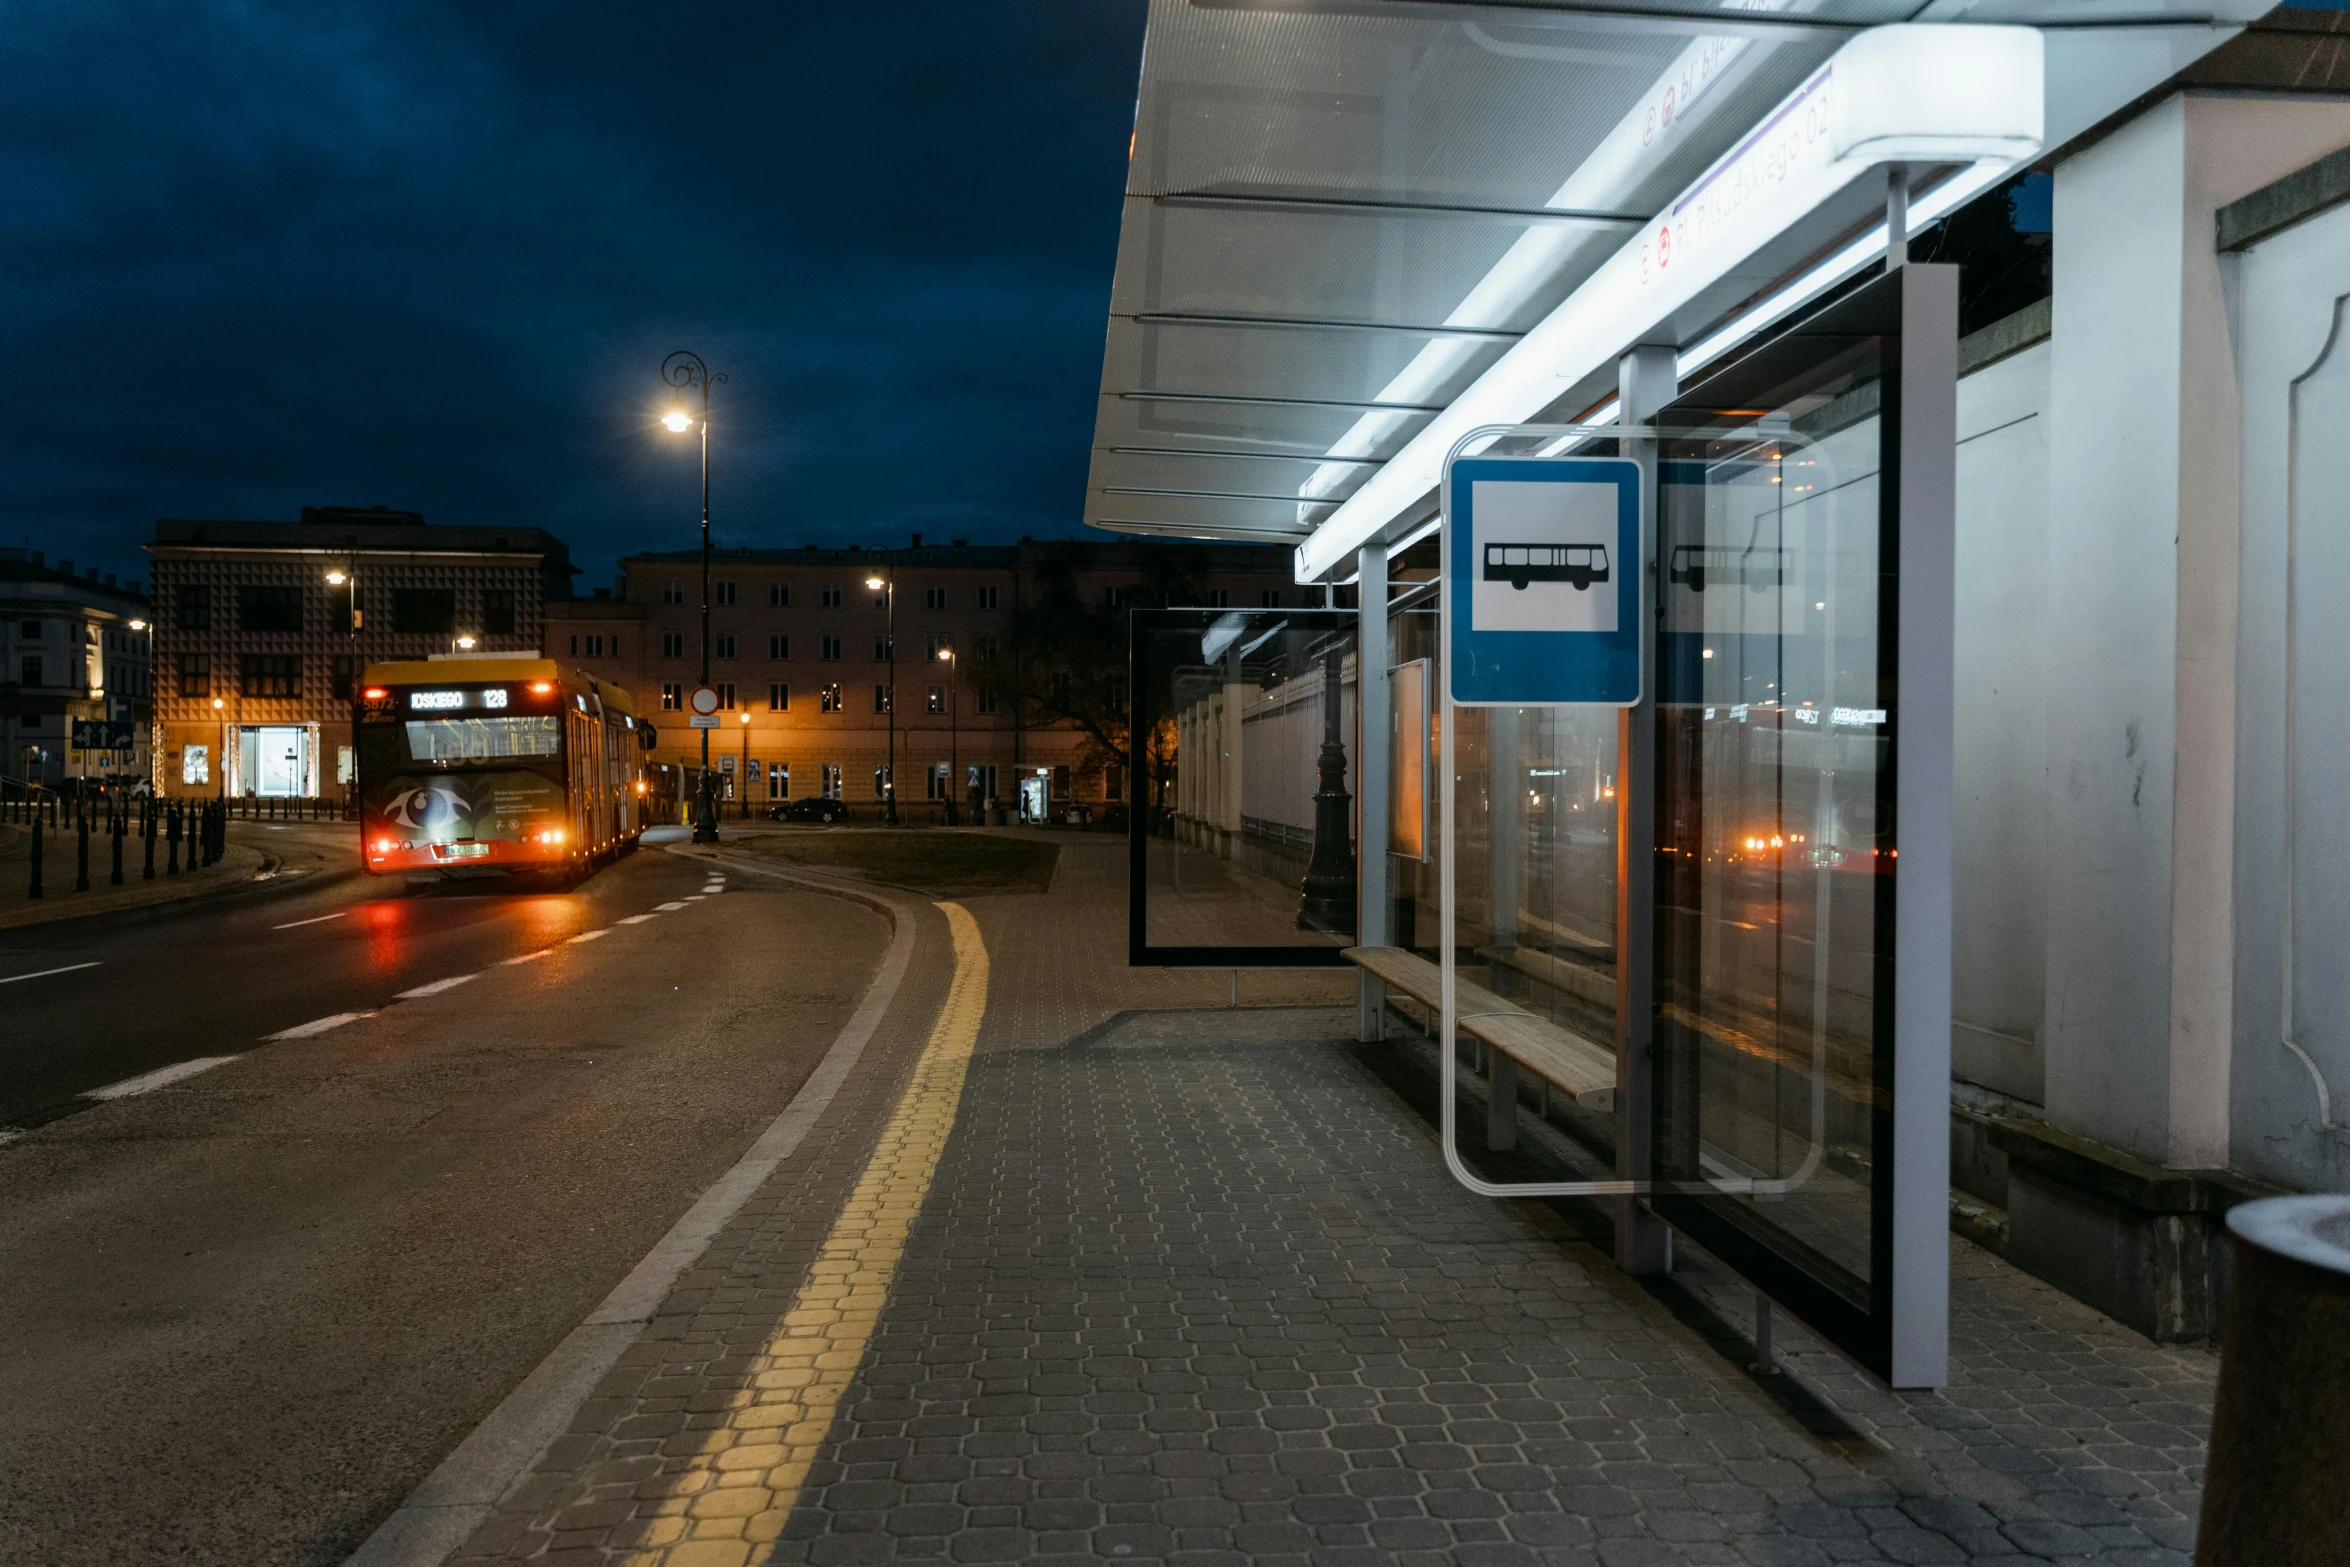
[1482,542,1611,592]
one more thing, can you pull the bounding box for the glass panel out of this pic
[1131,608,1359,964]
[397,716,564,763]
[1647,277,1907,1367]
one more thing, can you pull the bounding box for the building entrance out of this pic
[240,725,311,797]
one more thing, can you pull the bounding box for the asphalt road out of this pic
[0,827,892,1566]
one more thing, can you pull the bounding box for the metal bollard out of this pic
[142,797,155,880]
[75,796,89,893]
[166,803,181,876]
[28,804,42,898]
[2196,1195,2350,1566]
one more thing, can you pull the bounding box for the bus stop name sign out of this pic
[1446,455,1642,706]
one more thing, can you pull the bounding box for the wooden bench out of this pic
[1344,945,1617,1150]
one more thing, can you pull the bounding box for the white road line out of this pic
[616,913,659,925]
[568,929,609,944]
[85,1055,241,1100]
[273,910,348,930]
[503,950,551,965]
[0,961,101,986]
[0,1129,20,1150]
[654,901,689,911]
[264,1012,369,1041]
[396,974,478,1000]
[683,895,706,901]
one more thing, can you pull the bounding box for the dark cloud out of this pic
[0,1,1146,586]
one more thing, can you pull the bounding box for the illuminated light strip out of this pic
[1295,24,2042,582]
[618,902,991,1557]
[84,1055,241,1100]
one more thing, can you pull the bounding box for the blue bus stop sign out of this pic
[1446,455,1643,706]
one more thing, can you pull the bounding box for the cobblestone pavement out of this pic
[444,842,2216,1566]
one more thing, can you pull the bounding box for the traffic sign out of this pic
[687,714,721,729]
[1446,454,1643,706]
[688,685,721,716]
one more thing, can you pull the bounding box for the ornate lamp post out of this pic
[1297,644,1357,934]
[865,566,897,826]
[943,645,957,826]
[661,349,726,844]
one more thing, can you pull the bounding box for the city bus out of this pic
[356,656,653,877]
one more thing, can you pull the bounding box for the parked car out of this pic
[768,797,852,824]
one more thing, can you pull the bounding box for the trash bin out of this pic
[2195,1194,2350,1566]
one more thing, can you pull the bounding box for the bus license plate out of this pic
[434,842,490,859]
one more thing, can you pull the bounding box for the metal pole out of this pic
[884,565,897,826]
[949,658,958,826]
[665,350,725,845]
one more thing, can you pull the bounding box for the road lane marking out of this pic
[654,901,689,911]
[85,1055,242,1100]
[568,929,609,944]
[0,961,101,986]
[632,901,989,1550]
[346,862,923,1567]
[397,974,479,1000]
[263,1012,369,1041]
[273,910,348,930]
[615,913,659,925]
[504,950,552,965]
[683,895,706,901]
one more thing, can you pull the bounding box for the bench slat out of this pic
[1345,945,1616,1106]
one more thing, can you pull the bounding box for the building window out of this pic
[872,633,891,661]
[717,682,736,710]
[820,634,842,661]
[393,588,455,635]
[482,588,516,634]
[975,634,1000,662]
[927,763,950,800]
[176,586,211,630]
[977,585,999,610]
[821,763,842,799]
[332,655,357,700]
[768,581,788,607]
[1259,589,1281,607]
[926,684,946,714]
[820,583,842,608]
[662,632,684,659]
[20,654,43,687]
[976,687,998,715]
[1105,586,1126,609]
[873,684,892,714]
[926,634,951,661]
[872,764,892,800]
[662,580,684,605]
[238,653,301,698]
[768,763,789,799]
[716,580,736,606]
[1205,588,1230,608]
[924,586,947,610]
[569,635,578,655]
[715,634,736,660]
[238,584,303,633]
[175,653,210,698]
[768,634,789,660]
[871,585,889,609]
[1106,764,1124,801]
[182,744,209,785]
[1051,671,1071,702]
[768,682,788,712]
[17,620,40,639]
[820,683,842,713]
[587,634,605,656]
[662,683,683,710]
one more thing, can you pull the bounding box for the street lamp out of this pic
[866,568,897,826]
[662,348,727,844]
[326,566,359,808]
[942,645,957,826]
[739,710,751,820]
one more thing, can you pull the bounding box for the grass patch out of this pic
[738,830,1060,897]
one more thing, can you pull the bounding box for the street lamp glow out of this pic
[662,407,693,433]
[739,712,750,724]
[324,570,347,586]
[456,635,478,650]
[865,576,884,591]
[127,618,147,631]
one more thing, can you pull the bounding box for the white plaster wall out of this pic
[1952,339,2051,1106]
[2230,197,2350,1195]
[2044,93,2350,1168]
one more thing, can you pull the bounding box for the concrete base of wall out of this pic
[1989,1118,2279,1341]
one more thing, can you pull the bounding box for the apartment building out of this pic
[1,548,153,790]
[608,537,1297,818]
[149,506,573,798]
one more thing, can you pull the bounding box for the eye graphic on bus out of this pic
[1482,542,1610,591]
[387,784,466,831]
[1668,545,1787,594]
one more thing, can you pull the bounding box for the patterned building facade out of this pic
[2,548,153,790]
[148,508,573,799]
[586,538,1298,819]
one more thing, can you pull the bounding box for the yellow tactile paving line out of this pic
[626,900,989,1567]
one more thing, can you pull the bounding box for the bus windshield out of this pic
[394,715,562,764]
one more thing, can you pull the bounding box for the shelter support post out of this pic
[1616,344,1677,1277]
[1356,542,1392,1041]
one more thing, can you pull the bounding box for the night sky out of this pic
[0,3,1147,591]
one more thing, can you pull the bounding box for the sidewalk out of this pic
[427,839,2214,1567]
